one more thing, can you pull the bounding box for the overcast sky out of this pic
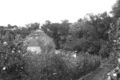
[0,0,116,26]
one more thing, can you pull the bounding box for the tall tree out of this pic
[41,20,70,49]
[111,0,120,19]
[64,12,113,56]
[87,12,113,41]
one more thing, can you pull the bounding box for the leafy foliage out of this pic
[63,12,113,57]
[0,29,27,80]
[24,49,101,80]
[41,20,71,49]
[111,0,120,19]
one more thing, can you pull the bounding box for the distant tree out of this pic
[13,23,40,39]
[26,22,40,31]
[14,27,31,38]
[41,20,70,49]
[63,20,92,52]
[7,24,18,29]
[77,18,83,22]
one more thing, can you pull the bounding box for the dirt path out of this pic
[81,67,112,80]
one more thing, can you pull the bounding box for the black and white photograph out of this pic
[0,0,120,80]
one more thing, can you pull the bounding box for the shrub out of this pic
[65,53,101,79]
[0,33,28,80]
[24,49,101,80]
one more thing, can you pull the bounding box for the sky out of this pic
[0,0,117,26]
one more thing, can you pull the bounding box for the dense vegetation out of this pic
[0,0,120,80]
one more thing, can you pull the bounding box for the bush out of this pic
[0,33,28,80]
[66,53,101,79]
[24,49,101,80]
[24,53,71,80]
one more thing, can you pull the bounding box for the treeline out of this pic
[41,12,113,58]
[0,11,117,58]
[0,23,40,38]
[0,12,113,58]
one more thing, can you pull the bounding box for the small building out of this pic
[27,46,41,54]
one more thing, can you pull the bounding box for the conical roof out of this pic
[24,29,56,54]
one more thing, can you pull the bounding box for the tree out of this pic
[41,20,70,49]
[111,0,120,19]
[86,12,113,55]
[87,12,113,41]
[59,20,71,48]
[63,12,113,57]
[26,22,40,31]
[63,20,92,52]
[7,24,18,30]
[0,29,27,80]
